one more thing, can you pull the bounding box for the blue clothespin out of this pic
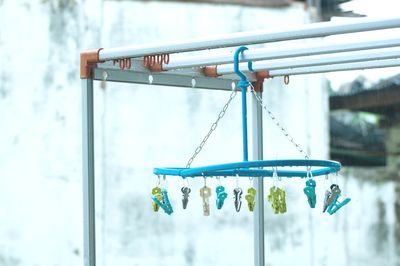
[323,184,351,215]
[152,188,173,215]
[216,185,228,209]
[303,179,316,208]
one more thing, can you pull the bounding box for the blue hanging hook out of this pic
[234,46,254,161]
[234,46,251,89]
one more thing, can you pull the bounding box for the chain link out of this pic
[185,89,238,168]
[185,84,309,167]
[250,85,310,159]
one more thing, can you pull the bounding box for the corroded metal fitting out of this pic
[80,48,103,79]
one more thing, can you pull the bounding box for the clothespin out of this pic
[200,177,212,216]
[152,188,174,215]
[268,168,287,214]
[181,186,191,209]
[233,188,243,212]
[245,187,256,212]
[216,185,228,209]
[151,186,163,212]
[323,184,350,215]
[233,174,243,212]
[277,188,287,213]
[303,179,316,208]
[267,186,287,214]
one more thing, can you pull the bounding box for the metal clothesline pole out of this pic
[98,17,400,60]
[251,90,264,266]
[82,78,96,266]
[216,47,400,75]
[267,58,400,77]
[92,57,400,89]
[163,37,400,70]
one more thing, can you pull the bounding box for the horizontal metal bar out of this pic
[268,58,400,76]
[93,68,237,91]
[99,17,400,61]
[216,47,400,75]
[164,37,400,70]
[94,60,259,89]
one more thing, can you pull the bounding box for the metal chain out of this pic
[185,89,238,168]
[250,85,310,159]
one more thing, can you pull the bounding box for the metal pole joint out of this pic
[251,71,270,92]
[81,48,104,79]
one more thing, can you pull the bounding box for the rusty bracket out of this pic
[80,48,103,79]
[202,66,220,78]
[146,61,164,72]
[251,70,270,92]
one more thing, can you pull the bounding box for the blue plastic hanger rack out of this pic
[153,46,341,178]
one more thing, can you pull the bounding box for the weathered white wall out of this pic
[0,1,398,266]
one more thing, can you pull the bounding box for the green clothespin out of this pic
[267,186,279,214]
[151,186,163,212]
[267,186,287,214]
[245,187,256,211]
[277,187,287,214]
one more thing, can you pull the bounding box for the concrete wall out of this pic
[0,1,398,266]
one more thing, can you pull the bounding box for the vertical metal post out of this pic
[252,90,264,266]
[82,78,96,266]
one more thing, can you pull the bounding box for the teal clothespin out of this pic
[152,188,173,215]
[323,184,350,215]
[216,185,228,209]
[303,179,316,208]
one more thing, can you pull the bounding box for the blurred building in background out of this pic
[330,74,400,170]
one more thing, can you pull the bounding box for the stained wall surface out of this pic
[0,1,398,266]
